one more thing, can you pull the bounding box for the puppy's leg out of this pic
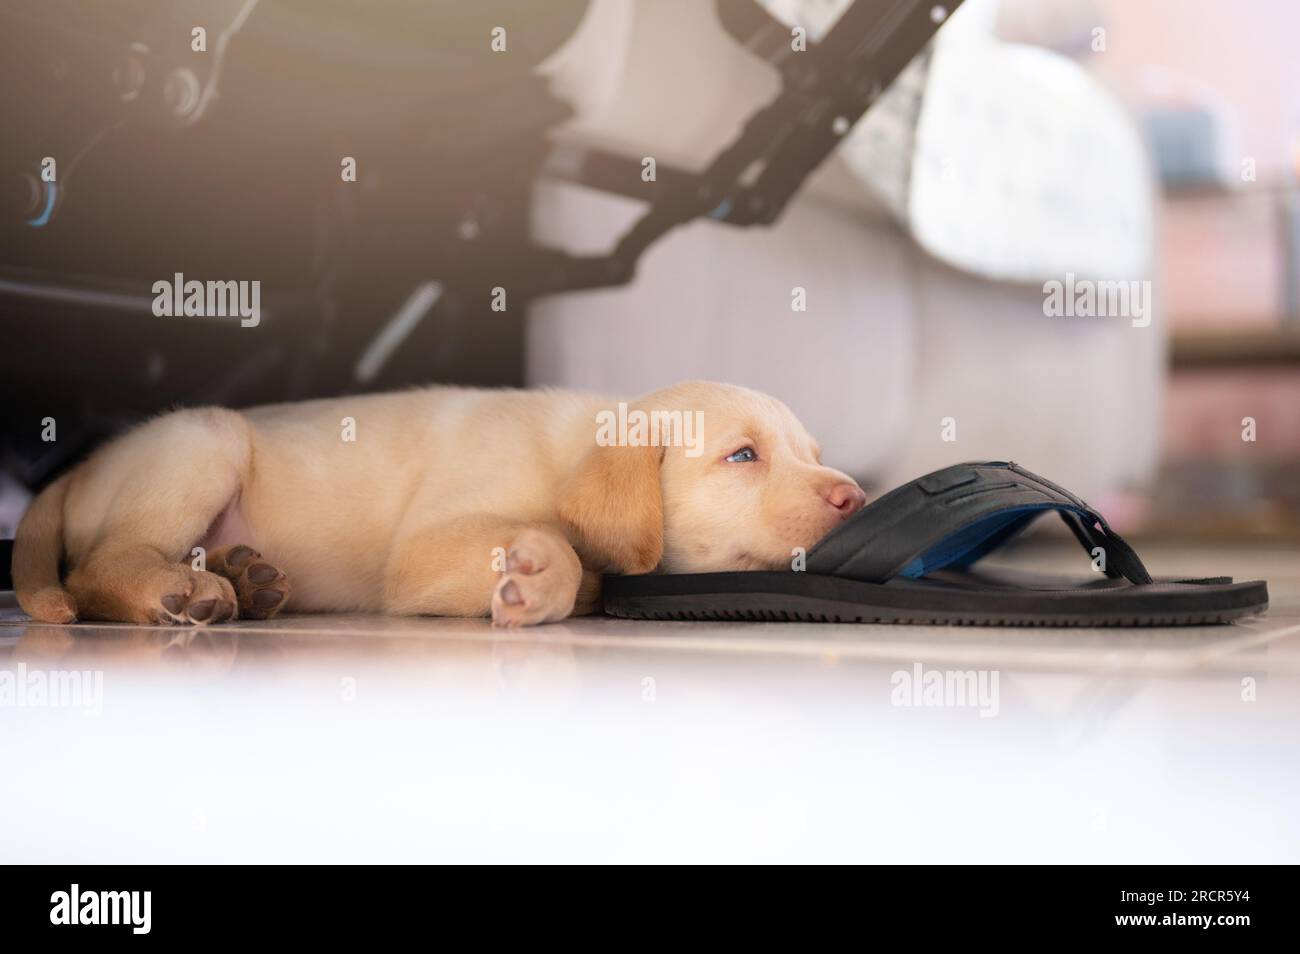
[385,516,589,626]
[64,408,250,625]
[68,542,239,626]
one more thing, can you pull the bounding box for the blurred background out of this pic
[2,0,1297,546]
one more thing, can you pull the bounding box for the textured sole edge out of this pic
[603,599,1270,628]
[602,573,1269,628]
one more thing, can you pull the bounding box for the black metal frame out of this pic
[521,0,961,298]
[0,0,960,446]
[2,0,958,308]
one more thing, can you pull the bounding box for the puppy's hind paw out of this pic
[153,569,238,626]
[25,587,78,624]
[207,544,291,620]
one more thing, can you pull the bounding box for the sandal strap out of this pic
[806,461,1153,585]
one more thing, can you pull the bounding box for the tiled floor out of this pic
[2,540,1298,862]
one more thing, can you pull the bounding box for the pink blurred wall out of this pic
[1093,0,1300,326]
[1094,0,1300,182]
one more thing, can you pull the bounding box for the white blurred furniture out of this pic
[528,0,1162,502]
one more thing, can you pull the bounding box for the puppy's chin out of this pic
[728,551,788,572]
[661,547,790,574]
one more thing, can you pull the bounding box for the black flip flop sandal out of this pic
[602,461,1269,627]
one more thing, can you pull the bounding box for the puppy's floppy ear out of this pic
[558,440,664,575]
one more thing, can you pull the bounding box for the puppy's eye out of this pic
[725,447,757,463]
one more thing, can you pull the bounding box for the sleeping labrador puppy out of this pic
[13,381,866,627]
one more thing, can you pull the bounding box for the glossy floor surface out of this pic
[3,541,1298,862]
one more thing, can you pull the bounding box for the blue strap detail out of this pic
[898,503,1088,578]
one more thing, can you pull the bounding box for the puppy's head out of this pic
[558,381,865,574]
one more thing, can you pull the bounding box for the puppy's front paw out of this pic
[491,529,581,628]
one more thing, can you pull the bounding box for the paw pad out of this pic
[207,544,290,620]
